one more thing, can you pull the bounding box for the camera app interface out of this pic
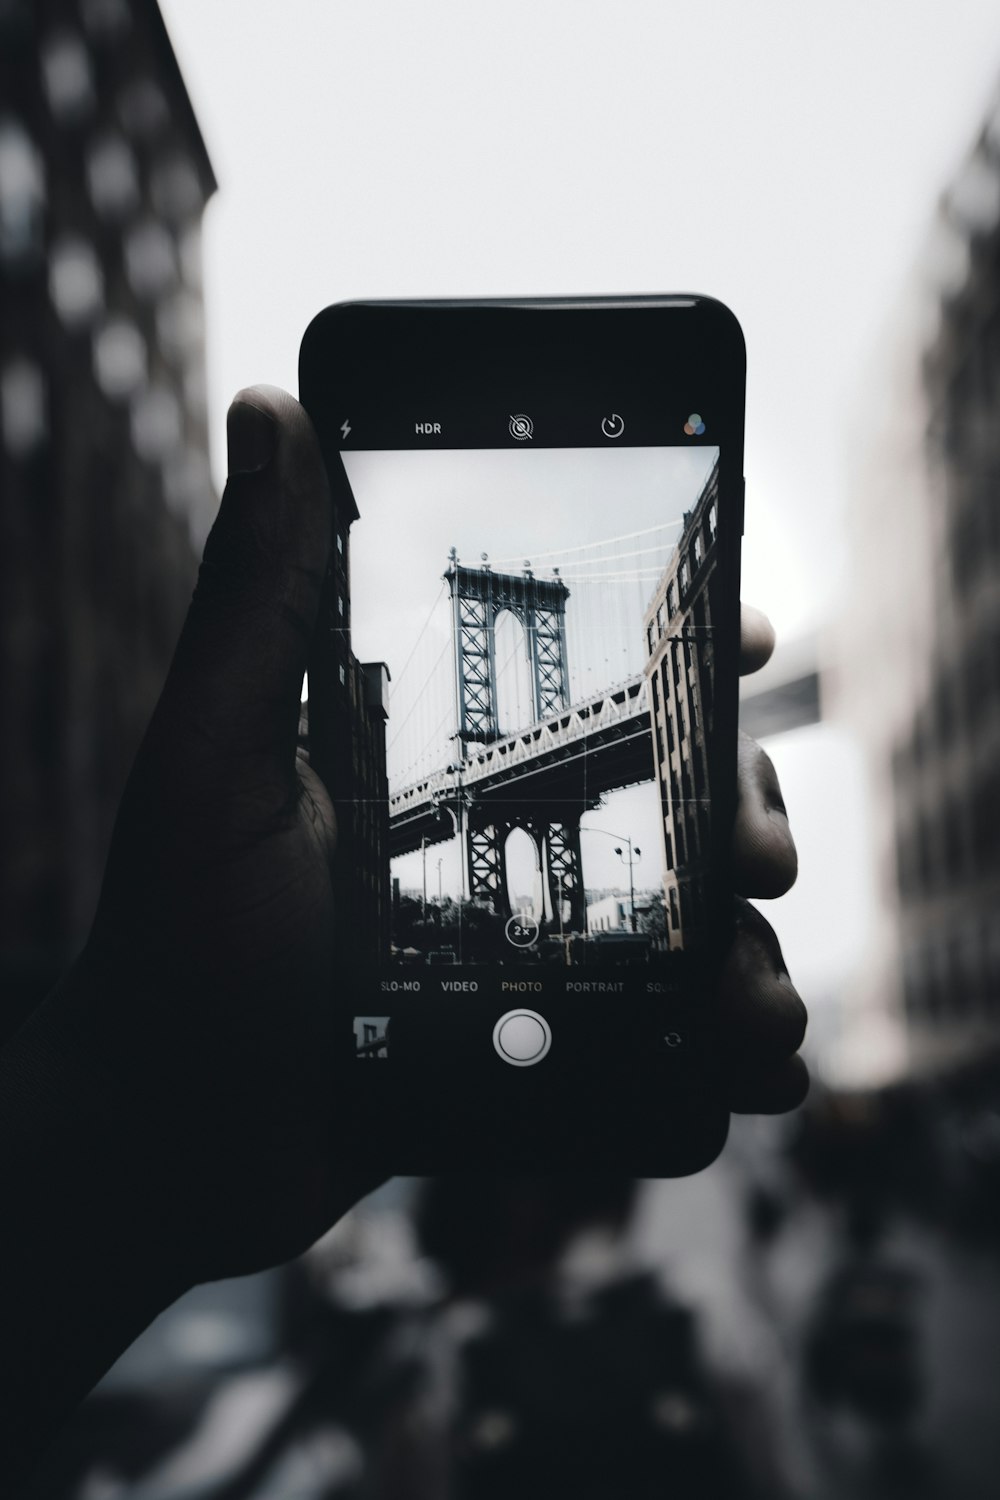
[331,435,723,1062]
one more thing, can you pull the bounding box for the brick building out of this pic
[827,88,1000,1078]
[643,458,719,950]
[888,125,1000,1058]
[0,0,217,1013]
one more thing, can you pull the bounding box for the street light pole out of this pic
[421,837,427,921]
[578,824,642,934]
[615,841,639,932]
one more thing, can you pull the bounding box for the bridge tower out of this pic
[444,551,585,930]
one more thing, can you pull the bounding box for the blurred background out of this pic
[4,0,1000,1495]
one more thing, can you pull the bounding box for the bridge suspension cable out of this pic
[487,520,682,566]
[388,580,447,692]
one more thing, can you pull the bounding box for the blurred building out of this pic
[643,457,718,950]
[828,86,1000,1079]
[0,0,216,1011]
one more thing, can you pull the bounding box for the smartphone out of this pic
[299,297,745,1175]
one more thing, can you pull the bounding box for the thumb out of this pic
[151,385,331,777]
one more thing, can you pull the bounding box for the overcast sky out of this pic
[159,0,1000,1012]
[161,0,1000,640]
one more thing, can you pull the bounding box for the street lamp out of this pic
[580,825,642,933]
[613,840,641,932]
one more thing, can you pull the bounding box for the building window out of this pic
[666,581,676,618]
[156,291,204,363]
[339,663,347,686]
[679,558,689,594]
[130,385,182,462]
[693,531,703,567]
[93,316,147,400]
[336,530,345,556]
[41,31,94,122]
[124,219,177,300]
[49,235,103,328]
[647,623,655,655]
[86,132,138,219]
[1,358,47,457]
[669,888,680,929]
[708,501,717,538]
[151,154,202,225]
[0,118,45,264]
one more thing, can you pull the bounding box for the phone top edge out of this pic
[325,294,704,308]
[300,294,746,388]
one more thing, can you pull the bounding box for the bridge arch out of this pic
[494,608,535,735]
[504,825,543,923]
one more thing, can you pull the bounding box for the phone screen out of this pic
[302,299,743,1172]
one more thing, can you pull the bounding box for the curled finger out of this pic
[732,733,798,897]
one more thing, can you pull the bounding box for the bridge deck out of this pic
[389,675,654,856]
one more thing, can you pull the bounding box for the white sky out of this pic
[159,0,1000,1008]
[161,0,1000,640]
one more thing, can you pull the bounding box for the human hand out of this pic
[0,387,369,1483]
[0,388,806,1483]
[8,389,804,1297]
[722,606,807,1112]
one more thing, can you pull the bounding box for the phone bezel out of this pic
[300,296,745,1176]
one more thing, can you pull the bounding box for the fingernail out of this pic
[227,400,277,475]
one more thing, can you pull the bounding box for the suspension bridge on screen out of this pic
[384,524,680,930]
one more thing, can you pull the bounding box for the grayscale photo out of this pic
[342,445,721,965]
[6,2,1000,1497]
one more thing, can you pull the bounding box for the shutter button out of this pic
[492,1009,552,1067]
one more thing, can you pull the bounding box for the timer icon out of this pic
[601,413,625,439]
